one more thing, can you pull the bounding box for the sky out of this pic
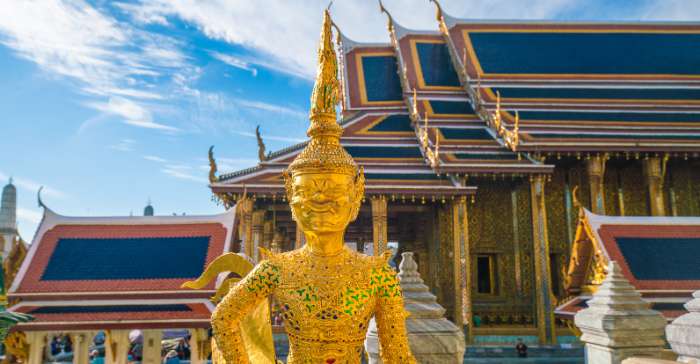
[0,0,698,241]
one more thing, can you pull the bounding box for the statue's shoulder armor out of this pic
[258,248,284,267]
[366,250,393,267]
[356,250,396,277]
[258,248,305,269]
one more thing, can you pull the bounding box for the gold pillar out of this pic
[295,223,306,249]
[451,196,472,344]
[371,195,388,256]
[251,210,265,262]
[586,153,607,215]
[238,199,254,256]
[272,229,284,253]
[413,213,430,284]
[643,156,668,216]
[284,229,292,252]
[263,219,274,251]
[530,175,556,345]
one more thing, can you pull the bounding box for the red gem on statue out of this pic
[326,360,336,364]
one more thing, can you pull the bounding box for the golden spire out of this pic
[309,9,341,123]
[286,10,359,178]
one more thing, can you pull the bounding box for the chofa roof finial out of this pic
[429,0,443,21]
[208,146,218,183]
[378,0,394,31]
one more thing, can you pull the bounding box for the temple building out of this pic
[555,200,700,329]
[6,198,234,364]
[206,3,700,346]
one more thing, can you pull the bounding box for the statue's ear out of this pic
[350,167,365,222]
[283,169,293,202]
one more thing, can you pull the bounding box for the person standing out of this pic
[274,313,283,326]
[64,335,73,353]
[164,350,180,364]
[515,338,528,358]
[90,350,105,364]
[50,337,61,356]
[133,342,143,361]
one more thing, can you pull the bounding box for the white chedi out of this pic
[666,286,700,363]
[575,261,667,364]
[364,252,465,364]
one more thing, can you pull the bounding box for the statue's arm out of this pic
[212,260,277,364]
[372,264,417,364]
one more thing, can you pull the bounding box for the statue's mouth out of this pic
[303,200,338,213]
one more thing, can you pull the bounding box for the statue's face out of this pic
[289,173,357,234]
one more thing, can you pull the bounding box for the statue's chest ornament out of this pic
[274,252,389,338]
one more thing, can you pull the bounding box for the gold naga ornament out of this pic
[203,10,417,364]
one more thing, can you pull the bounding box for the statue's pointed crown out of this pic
[286,10,358,177]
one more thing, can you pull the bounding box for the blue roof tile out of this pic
[368,115,413,132]
[491,87,700,101]
[415,42,460,87]
[344,146,423,159]
[361,56,403,102]
[440,128,494,140]
[614,237,700,281]
[526,133,700,140]
[429,100,476,115]
[518,111,700,123]
[650,303,687,312]
[41,237,211,281]
[469,32,700,75]
[573,300,589,308]
[28,304,193,314]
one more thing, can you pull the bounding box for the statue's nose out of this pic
[312,191,333,203]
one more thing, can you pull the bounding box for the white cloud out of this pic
[210,51,257,76]
[110,96,150,120]
[235,130,306,144]
[638,0,700,21]
[123,119,179,131]
[116,0,583,79]
[0,172,69,199]
[119,0,696,81]
[0,0,187,98]
[17,208,43,224]
[235,99,305,118]
[109,138,136,151]
[143,155,168,162]
[83,96,179,131]
[161,168,208,183]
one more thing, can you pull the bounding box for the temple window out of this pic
[476,255,498,295]
[550,253,561,296]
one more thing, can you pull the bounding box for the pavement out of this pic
[462,358,583,364]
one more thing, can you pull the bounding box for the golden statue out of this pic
[210,10,416,364]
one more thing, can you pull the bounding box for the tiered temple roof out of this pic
[555,205,700,322]
[8,204,236,331]
[209,3,700,202]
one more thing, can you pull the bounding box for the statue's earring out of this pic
[350,167,365,222]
